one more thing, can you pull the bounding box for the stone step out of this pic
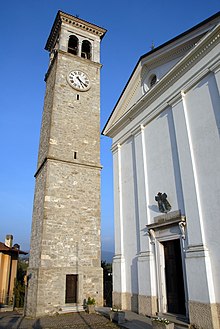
[174,322,190,329]
[161,314,190,329]
[0,305,13,312]
[58,305,85,314]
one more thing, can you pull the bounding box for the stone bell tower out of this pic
[26,11,106,317]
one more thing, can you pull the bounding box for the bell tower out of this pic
[26,11,106,317]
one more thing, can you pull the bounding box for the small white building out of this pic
[103,12,220,328]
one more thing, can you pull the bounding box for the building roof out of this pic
[0,242,28,255]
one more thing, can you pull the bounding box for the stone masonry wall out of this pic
[26,43,103,316]
[40,160,101,269]
[37,59,57,169]
[48,52,101,167]
[28,164,47,268]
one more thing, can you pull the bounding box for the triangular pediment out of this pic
[103,12,220,137]
[110,42,194,125]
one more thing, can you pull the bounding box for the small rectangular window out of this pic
[74,151,77,159]
[76,94,80,100]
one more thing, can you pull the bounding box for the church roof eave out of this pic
[0,242,28,255]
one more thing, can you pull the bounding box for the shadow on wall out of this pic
[32,319,43,329]
[148,204,161,213]
[131,256,139,313]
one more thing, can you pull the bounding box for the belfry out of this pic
[26,11,106,317]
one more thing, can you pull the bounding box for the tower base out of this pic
[25,266,103,317]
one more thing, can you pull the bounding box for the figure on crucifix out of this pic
[155,192,171,213]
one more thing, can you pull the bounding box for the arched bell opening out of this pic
[81,40,91,60]
[68,35,79,55]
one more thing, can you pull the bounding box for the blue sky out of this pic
[0,0,219,253]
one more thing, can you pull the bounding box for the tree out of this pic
[101,261,112,306]
[14,259,28,308]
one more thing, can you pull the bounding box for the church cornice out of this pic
[45,11,106,52]
[142,39,197,70]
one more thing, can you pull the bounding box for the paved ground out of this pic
[0,311,121,329]
[0,308,188,329]
[98,308,152,329]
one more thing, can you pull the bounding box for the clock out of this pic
[67,70,91,91]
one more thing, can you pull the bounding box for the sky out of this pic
[0,0,219,254]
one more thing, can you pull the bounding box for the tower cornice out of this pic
[45,10,107,52]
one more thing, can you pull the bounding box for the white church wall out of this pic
[211,66,220,302]
[133,130,157,300]
[184,72,220,244]
[112,149,121,257]
[184,71,220,303]
[143,106,184,221]
[186,252,216,303]
[132,131,149,252]
[171,97,203,246]
[112,131,156,305]
[110,24,220,322]
[214,65,220,93]
[120,137,138,295]
[112,147,127,296]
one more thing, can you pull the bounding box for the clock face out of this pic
[67,70,91,91]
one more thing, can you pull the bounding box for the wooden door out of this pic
[65,274,77,303]
[163,239,186,315]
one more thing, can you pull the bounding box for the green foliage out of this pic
[111,305,121,312]
[101,260,112,273]
[101,260,112,281]
[153,317,170,324]
[87,297,96,305]
[13,259,28,308]
[101,260,112,307]
[14,281,25,308]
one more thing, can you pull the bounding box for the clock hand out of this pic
[77,76,86,87]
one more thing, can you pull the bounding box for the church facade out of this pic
[26,11,106,317]
[103,12,220,328]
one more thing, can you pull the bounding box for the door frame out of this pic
[156,235,188,316]
[65,274,78,304]
[147,213,188,317]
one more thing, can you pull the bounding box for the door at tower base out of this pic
[26,266,103,316]
[65,275,77,304]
